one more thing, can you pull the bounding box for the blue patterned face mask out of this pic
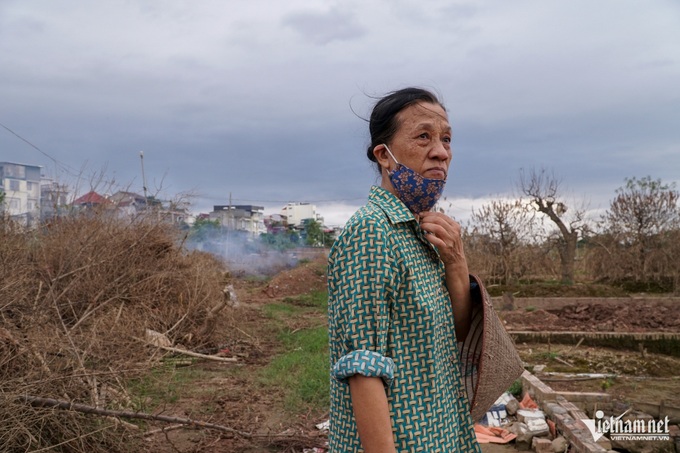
[383,144,446,214]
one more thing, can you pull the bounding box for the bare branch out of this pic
[19,395,252,438]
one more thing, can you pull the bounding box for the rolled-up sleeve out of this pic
[332,349,395,387]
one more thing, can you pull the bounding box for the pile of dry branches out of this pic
[0,211,230,452]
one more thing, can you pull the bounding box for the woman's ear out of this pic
[373,144,391,171]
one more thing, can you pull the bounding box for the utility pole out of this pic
[139,151,148,200]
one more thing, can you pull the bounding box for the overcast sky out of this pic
[1,1,679,226]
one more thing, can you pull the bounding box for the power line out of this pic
[0,120,80,177]
[0,121,368,206]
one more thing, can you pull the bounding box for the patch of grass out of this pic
[244,274,270,283]
[259,290,330,415]
[128,364,205,412]
[601,376,616,391]
[538,351,559,360]
[507,379,523,398]
[264,302,302,319]
[283,291,328,309]
[260,326,330,413]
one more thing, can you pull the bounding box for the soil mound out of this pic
[503,302,680,332]
[263,258,327,298]
[554,303,680,332]
[503,309,559,329]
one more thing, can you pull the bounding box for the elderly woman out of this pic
[327,87,482,452]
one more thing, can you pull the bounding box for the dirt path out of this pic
[144,264,329,453]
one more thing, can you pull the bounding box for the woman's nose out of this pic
[430,141,451,161]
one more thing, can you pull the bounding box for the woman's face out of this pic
[386,101,452,180]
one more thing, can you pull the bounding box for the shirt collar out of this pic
[367,186,441,260]
[367,185,415,224]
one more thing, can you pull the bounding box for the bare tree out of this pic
[518,168,588,284]
[601,176,680,282]
[469,198,535,284]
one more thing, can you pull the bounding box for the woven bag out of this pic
[459,275,525,422]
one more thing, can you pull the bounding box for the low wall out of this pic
[494,296,680,311]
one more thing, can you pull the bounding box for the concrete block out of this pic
[518,409,546,423]
[526,418,550,438]
[532,437,553,453]
[551,436,568,453]
[506,396,521,415]
[559,400,580,412]
[509,422,533,450]
[544,402,568,417]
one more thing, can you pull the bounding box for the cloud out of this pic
[283,6,366,45]
[0,0,678,226]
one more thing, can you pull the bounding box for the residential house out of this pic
[72,191,110,208]
[264,213,287,234]
[210,204,266,237]
[108,191,148,218]
[158,201,188,225]
[0,161,42,225]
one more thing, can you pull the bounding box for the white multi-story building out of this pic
[0,161,42,223]
[280,202,324,228]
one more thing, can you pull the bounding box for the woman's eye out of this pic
[443,136,451,144]
[418,133,429,139]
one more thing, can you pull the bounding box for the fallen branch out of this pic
[143,424,186,437]
[155,344,239,363]
[134,337,238,363]
[20,395,329,445]
[554,356,574,368]
[19,395,252,438]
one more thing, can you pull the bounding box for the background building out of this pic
[280,202,324,228]
[210,204,266,237]
[0,161,42,225]
[40,179,70,220]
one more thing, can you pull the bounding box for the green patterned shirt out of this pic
[328,186,481,452]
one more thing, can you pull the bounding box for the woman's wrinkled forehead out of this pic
[396,102,450,129]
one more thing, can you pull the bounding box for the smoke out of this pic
[185,230,298,277]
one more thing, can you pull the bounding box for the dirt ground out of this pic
[516,342,680,405]
[480,444,518,453]
[144,259,330,453]
[502,303,680,332]
[143,260,678,452]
